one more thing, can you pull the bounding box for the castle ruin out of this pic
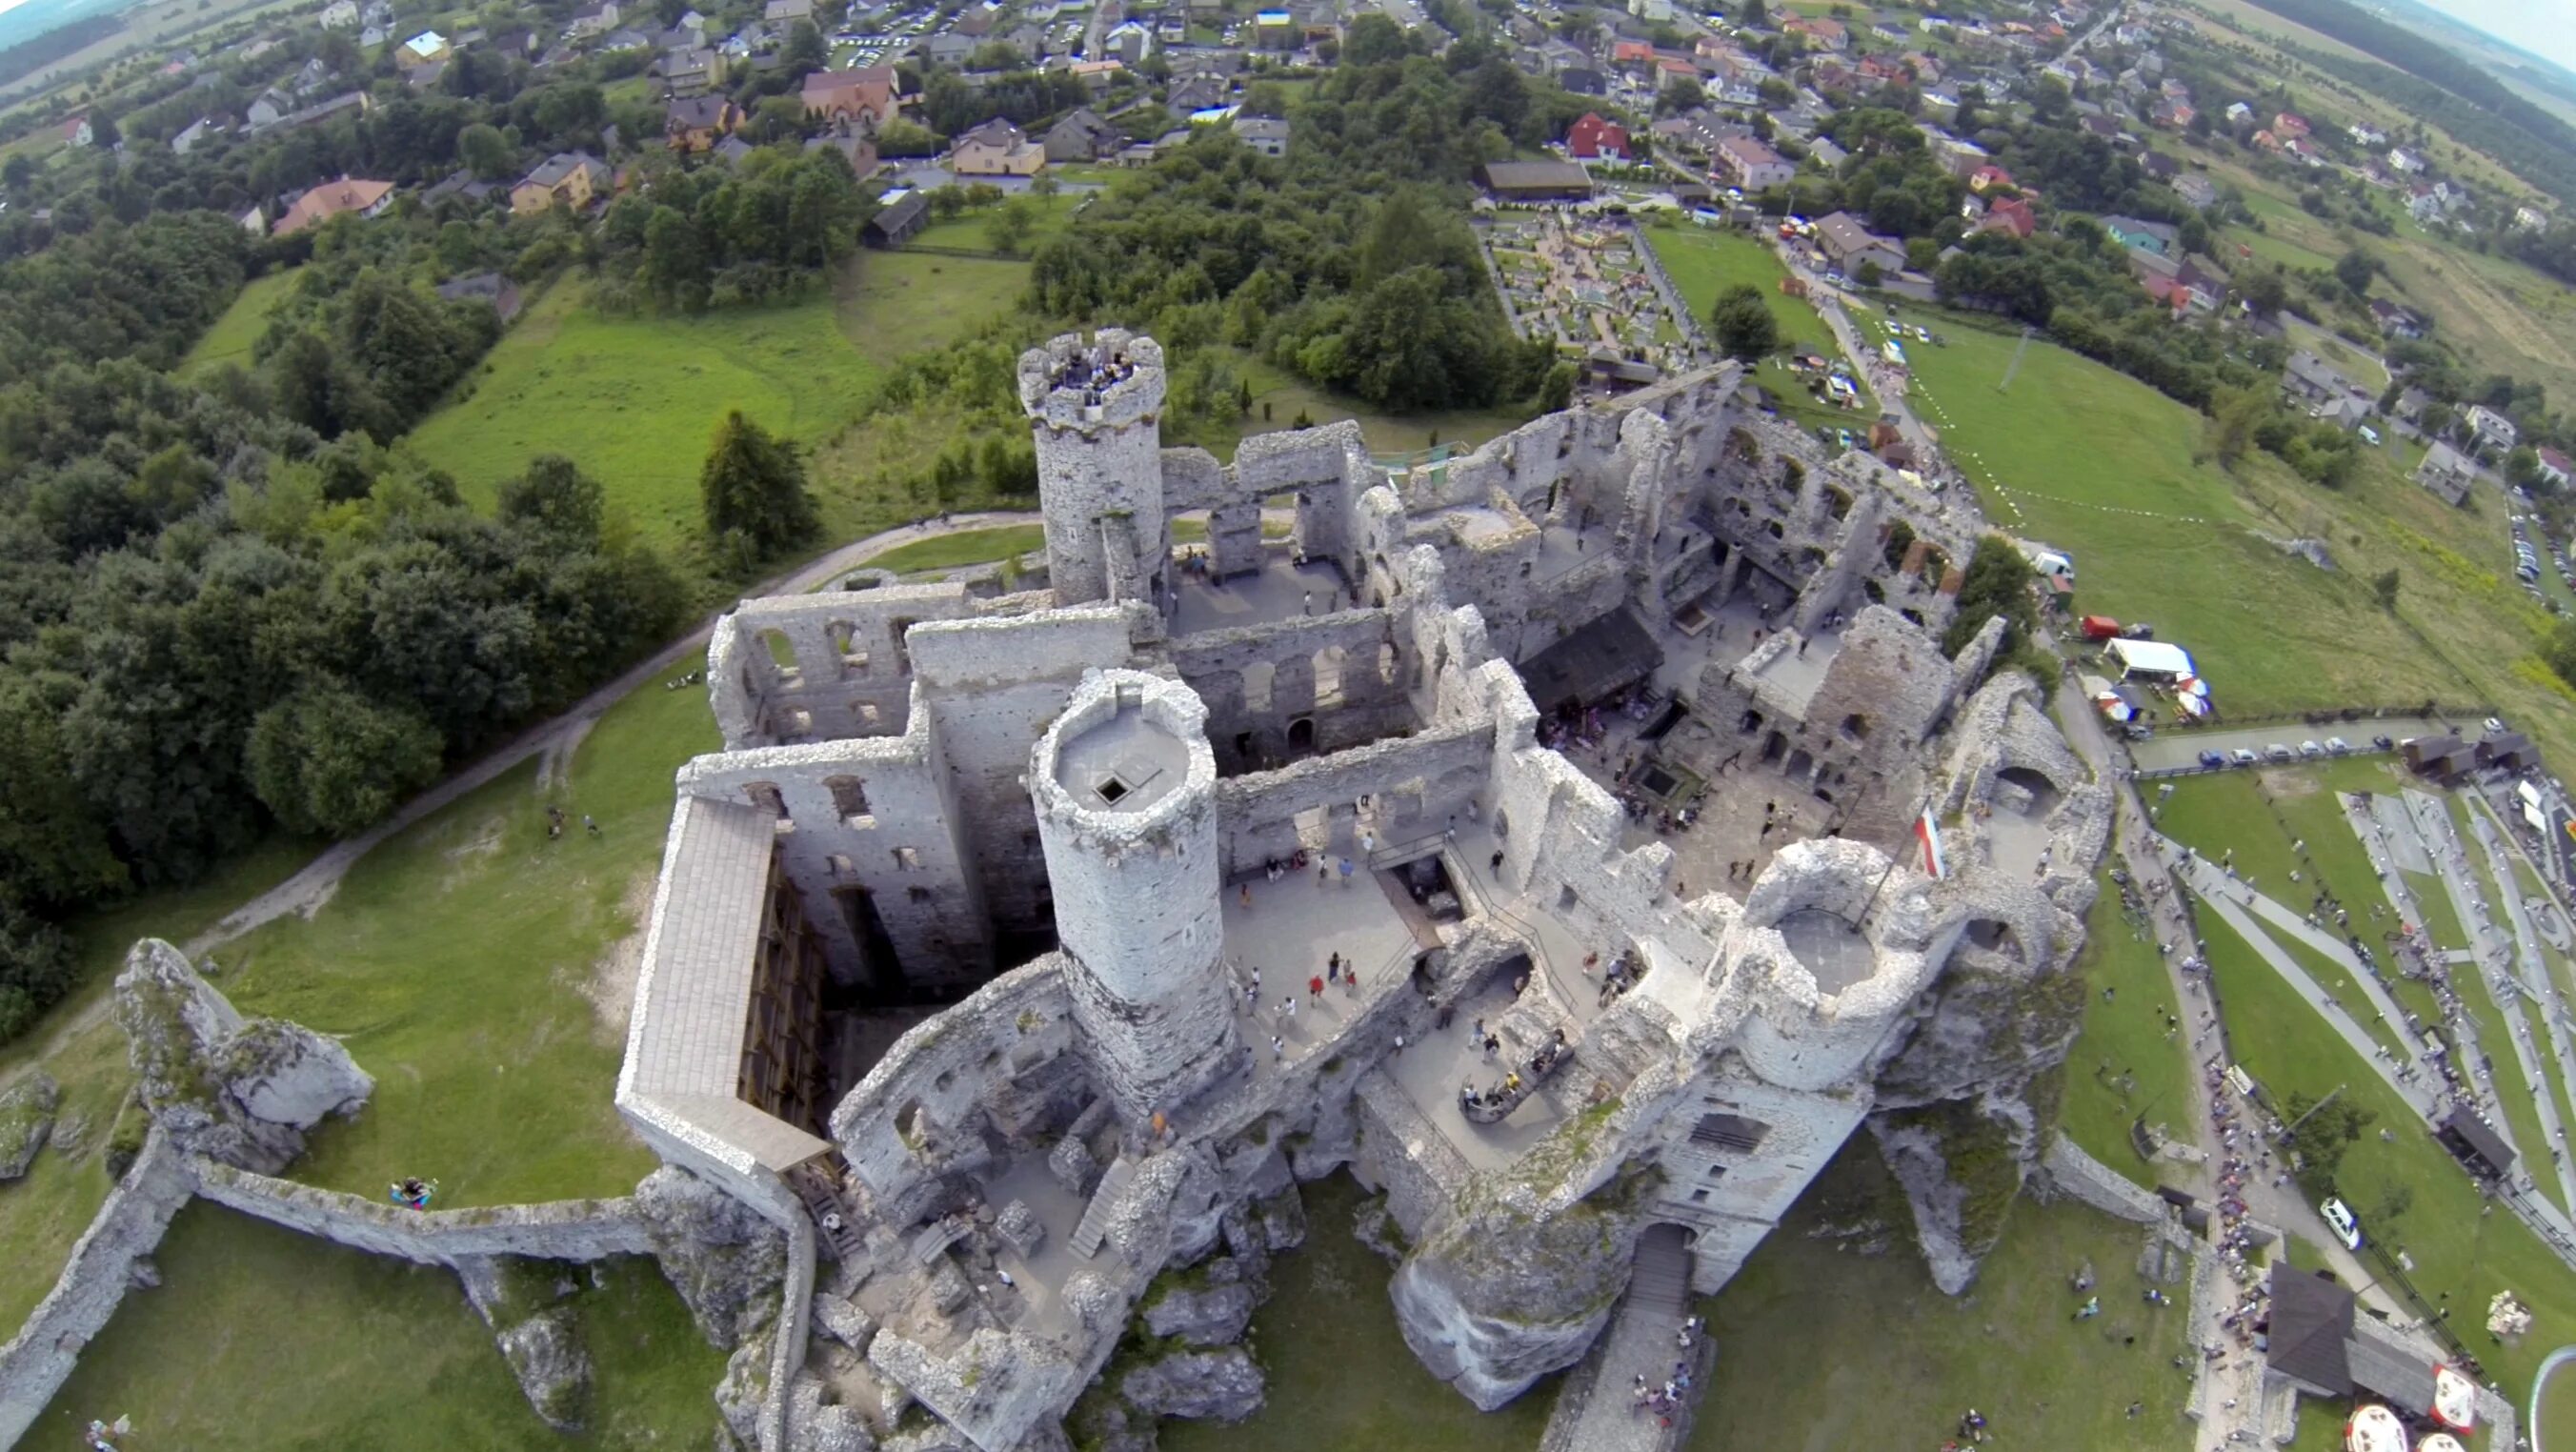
[612,330,2113,1450]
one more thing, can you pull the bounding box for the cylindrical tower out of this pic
[1017,330,1170,608]
[1030,669,1240,1120]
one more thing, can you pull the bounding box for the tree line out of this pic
[1027,17,1577,413]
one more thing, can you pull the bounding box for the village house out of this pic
[318,0,358,26]
[2464,404,2519,454]
[2172,172,2216,209]
[1976,195,2036,239]
[802,65,900,127]
[950,117,1046,175]
[2417,440,2477,506]
[510,151,610,213]
[1232,113,1290,157]
[2538,447,2573,490]
[1783,14,1846,50]
[1565,111,1629,161]
[1712,133,1793,192]
[565,0,620,37]
[863,189,929,247]
[2101,214,2179,255]
[395,29,449,66]
[1043,107,1125,162]
[2282,349,2362,408]
[666,94,742,151]
[1815,211,1906,276]
[272,175,394,235]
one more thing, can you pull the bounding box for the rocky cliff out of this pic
[114,938,372,1172]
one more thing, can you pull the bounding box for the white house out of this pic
[318,0,359,28]
[2464,404,2518,454]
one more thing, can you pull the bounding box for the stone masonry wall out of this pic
[191,1160,654,1262]
[0,1126,193,1448]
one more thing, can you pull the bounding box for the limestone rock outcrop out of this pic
[1117,1345,1263,1422]
[0,1070,60,1180]
[1141,1277,1256,1346]
[497,1308,594,1431]
[634,1164,785,1347]
[114,938,371,1173]
[1390,1198,1639,1410]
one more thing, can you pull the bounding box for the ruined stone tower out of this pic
[1018,329,1170,609]
[1029,669,1241,1120]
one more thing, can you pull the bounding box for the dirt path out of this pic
[182,509,1043,958]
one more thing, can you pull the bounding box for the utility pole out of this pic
[1996,323,2035,394]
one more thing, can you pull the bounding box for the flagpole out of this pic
[1853,792,1935,934]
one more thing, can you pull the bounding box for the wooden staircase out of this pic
[1067,1157,1137,1260]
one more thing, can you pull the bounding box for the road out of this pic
[2127,716,2462,773]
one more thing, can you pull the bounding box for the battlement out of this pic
[1017,329,1166,434]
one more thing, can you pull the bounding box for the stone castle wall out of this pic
[191,1160,653,1262]
[0,1127,194,1448]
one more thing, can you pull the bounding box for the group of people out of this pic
[1940,1407,1990,1447]
[545,804,599,842]
[1627,1319,1703,1426]
[388,1176,437,1210]
[1459,1027,1569,1119]
[1049,346,1141,408]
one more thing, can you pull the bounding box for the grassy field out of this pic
[1641,220,1879,432]
[193,656,719,1205]
[1693,1140,2195,1452]
[176,266,302,376]
[2061,870,2197,1176]
[32,1204,725,1449]
[1159,1174,1559,1452]
[0,837,311,1330]
[408,282,887,555]
[859,523,1045,574]
[832,197,1077,360]
[2202,907,2576,1427]
[1877,310,2460,711]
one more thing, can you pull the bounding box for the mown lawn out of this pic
[1878,309,2503,729]
[32,1205,724,1450]
[859,523,1046,574]
[1641,220,1880,432]
[200,655,719,1206]
[408,282,887,555]
[2061,870,2197,1175]
[1693,1139,2195,1452]
[176,266,303,376]
[1159,1174,1559,1452]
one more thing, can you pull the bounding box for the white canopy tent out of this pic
[2105,637,2197,680]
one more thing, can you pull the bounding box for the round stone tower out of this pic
[1030,668,1241,1120]
[1017,329,1170,609]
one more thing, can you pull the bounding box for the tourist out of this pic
[1271,1035,1285,1062]
[1492,849,1506,877]
[1338,857,1355,884]
[1309,975,1324,1002]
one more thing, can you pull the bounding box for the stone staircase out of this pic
[788,1162,864,1260]
[1627,1222,1693,1318]
[1068,1157,1137,1259]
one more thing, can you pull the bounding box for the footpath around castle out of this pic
[5,327,2516,1452]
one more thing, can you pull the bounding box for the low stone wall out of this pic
[191,1160,651,1264]
[0,1127,194,1447]
[2032,1132,2168,1226]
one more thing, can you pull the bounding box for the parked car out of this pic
[2265,743,2294,762]
[2199,749,2227,769]
[2231,748,2260,767]
[2373,735,2395,751]
[2299,740,2324,758]
[2320,1196,2364,1250]
[2325,736,2351,755]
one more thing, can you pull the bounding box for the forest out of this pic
[1027,17,1574,413]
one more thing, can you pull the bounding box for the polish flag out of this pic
[1915,812,1947,879]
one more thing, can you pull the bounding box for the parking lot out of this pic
[2128,715,2463,773]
